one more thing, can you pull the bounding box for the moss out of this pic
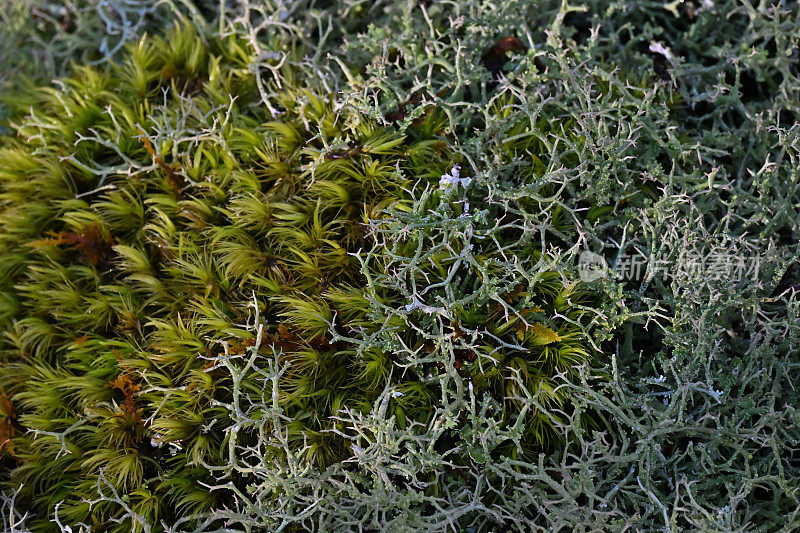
[0,22,442,529]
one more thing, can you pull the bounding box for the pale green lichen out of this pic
[1,0,800,531]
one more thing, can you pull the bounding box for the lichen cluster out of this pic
[3,0,800,531]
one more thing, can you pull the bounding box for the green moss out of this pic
[0,22,456,529]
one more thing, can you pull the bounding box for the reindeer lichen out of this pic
[3,0,800,531]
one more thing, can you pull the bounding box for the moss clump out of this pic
[0,22,450,528]
[0,21,607,531]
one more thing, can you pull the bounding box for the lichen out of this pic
[2,0,800,531]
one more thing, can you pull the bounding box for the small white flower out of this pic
[439,164,470,189]
[391,390,404,398]
[439,164,460,188]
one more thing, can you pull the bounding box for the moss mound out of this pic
[0,23,605,530]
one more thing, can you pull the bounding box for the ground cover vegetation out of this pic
[0,0,799,531]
